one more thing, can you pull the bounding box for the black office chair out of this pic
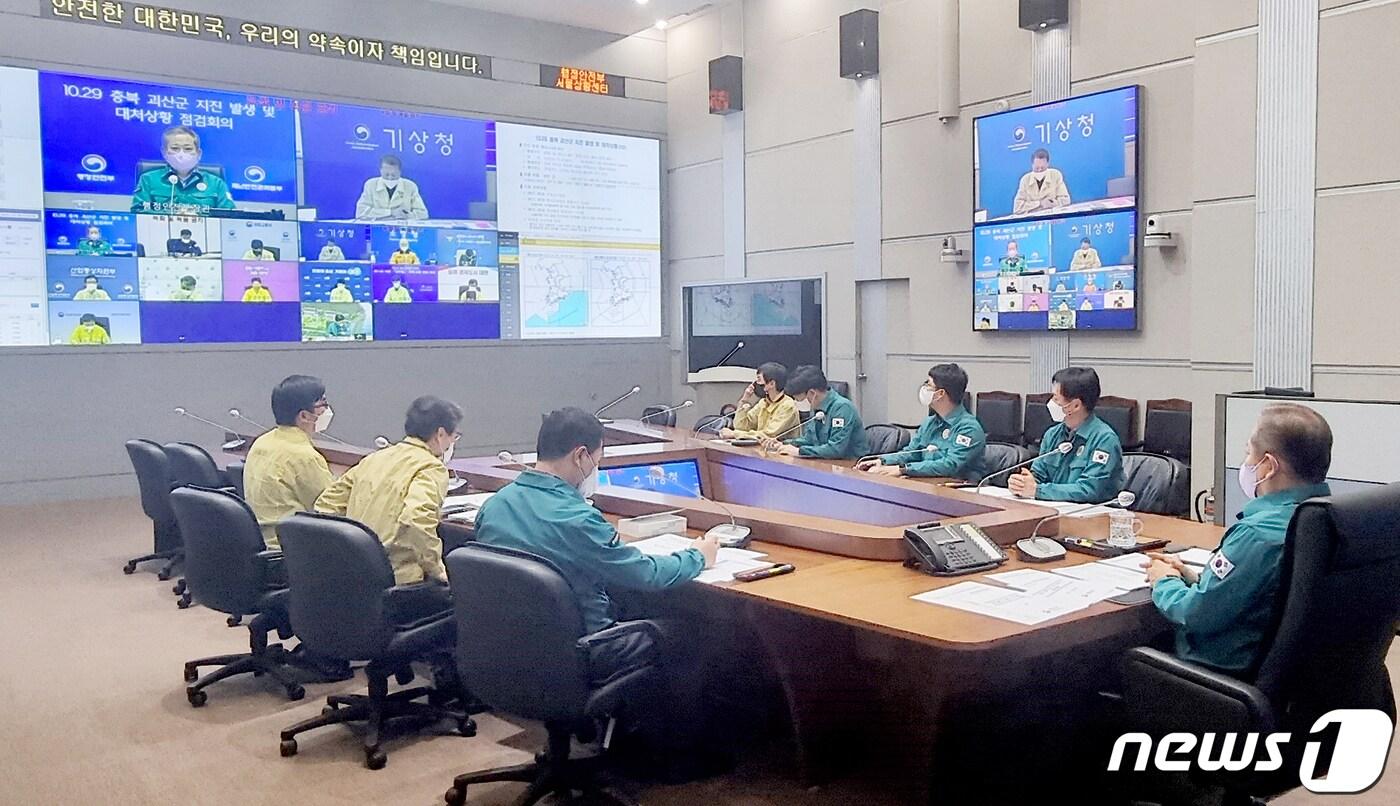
[693,413,731,436]
[1023,393,1054,447]
[1096,395,1139,446]
[1119,484,1400,803]
[980,442,1031,487]
[123,439,183,580]
[829,380,852,398]
[864,424,912,456]
[276,512,473,770]
[163,442,229,489]
[443,544,660,806]
[168,486,328,706]
[1122,452,1190,516]
[1141,398,1192,460]
[225,460,246,499]
[640,404,677,427]
[975,391,1023,445]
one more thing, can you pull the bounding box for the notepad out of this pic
[1050,560,1149,591]
[628,533,767,564]
[443,491,495,509]
[912,581,1088,625]
[1177,547,1214,566]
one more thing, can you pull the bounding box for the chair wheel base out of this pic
[122,561,137,575]
[279,738,298,757]
[226,615,241,628]
[444,787,466,805]
[157,569,173,581]
[183,664,198,683]
[176,594,192,609]
[186,688,207,708]
[285,685,305,701]
[457,717,476,737]
[365,748,387,770]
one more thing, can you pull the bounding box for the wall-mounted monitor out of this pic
[972,86,1139,332]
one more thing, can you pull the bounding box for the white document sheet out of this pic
[911,581,1087,625]
[628,533,767,565]
[443,491,495,509]
[1177,547,1215,566]
[696,557,772,585]
[1050,560,1149,591]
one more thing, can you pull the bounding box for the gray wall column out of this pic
[721,3,746,279]
[853,74,884,416]
[1027,24,1072,391]
[1254,0,1318,389]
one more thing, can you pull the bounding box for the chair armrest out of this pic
[254,549,285,589]
[576,619,663,685]
[382,581,453,629]
[576,619,662,651]
[1120,647,1277,735]
[1122,440,1145,452]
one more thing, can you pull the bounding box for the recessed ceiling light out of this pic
[636,0,649,5]
[654,19,668,30]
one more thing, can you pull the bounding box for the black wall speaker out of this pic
[1019,0,1069,31]
[708,55,743,114]
[839,9,879,79]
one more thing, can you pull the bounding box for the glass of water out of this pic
[1107,509,1144,549]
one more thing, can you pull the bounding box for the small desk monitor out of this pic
[598,458,704,499]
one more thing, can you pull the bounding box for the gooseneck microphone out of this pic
[640,400,693,425]
[716,340,745,366]
[227,408,269,433]
[974,441,1074,494]
[373,436,391,449]
[594,386,641,420]
[495,450,532,472]
[762,411,825,443]
[175,406,245,449]
[1028,491,1137,540]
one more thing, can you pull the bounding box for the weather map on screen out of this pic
[972,86,1139,332]
[0,64,661,346]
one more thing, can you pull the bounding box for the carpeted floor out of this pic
[0,497,1393,805]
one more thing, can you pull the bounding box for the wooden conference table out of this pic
[264,420,1225,803]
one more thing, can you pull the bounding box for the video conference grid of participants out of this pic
[971,86,1139,333]
[0,65,661,346]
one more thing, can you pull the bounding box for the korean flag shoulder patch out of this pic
[831,417,846,429]
[1208,552,1235,580]
[955,434,973,448]
[1091,449,1110,465]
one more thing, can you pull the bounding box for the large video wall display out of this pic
[0,65,661,346]
[971,86,1139,332]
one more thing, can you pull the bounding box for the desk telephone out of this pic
[903,522,1008,576]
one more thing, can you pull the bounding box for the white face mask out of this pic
[441,438,456,466]
[576,451,599,498]
[1238,455,1272,500]
[918,386,936,408]
[383,178,400,189]
[1047,398,1067,423]
[795,399,812,413]
[314,406,334,433]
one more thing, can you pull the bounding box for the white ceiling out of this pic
[434,0,710,36]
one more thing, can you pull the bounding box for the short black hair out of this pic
[1032,148,1050,161]
[785,365,829,397]
[80,313,96,323]
[335,279,347,286]
[404,395,463,441]
[83,274,98,282]
[1052,366,1101,411]
[929,363,968,404]
[393,274,406,283]
[1253,404,1333,484]
[1080,238,1091,245]
[380,153,402,168]
[757,361,788,391]
[180,229,192,236]
[271,375,326,426]
[536,406,604,460]
[251,239,264,248]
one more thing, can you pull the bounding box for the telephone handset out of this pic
[903,521,1008,576]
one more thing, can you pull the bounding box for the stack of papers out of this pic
[443,491,495,509]
[628,533,772,585]
[967,486,1116,517]
[911,554,1159,625]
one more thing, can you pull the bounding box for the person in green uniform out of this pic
[859,363,987,482]
[474,407,719,760]
[1009,366,1125,502]
[763,365,869,459]
[1144,404,1332,673]
[75,225,112,256]
[130,125,236,214]
[998,240,1028,275]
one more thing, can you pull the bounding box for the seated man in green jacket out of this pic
[1144,404,1332,673]
[859,363,986,482]
[763,365,869,459]
[1009,366,1125,503]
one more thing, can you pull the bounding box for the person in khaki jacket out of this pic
[315,395,462,607]
[1012,147,1072,216]
[720,361,799,441]
[243,375,335,549]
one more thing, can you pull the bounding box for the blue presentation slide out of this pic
[298,101,491,220]
[598,460,704,498]
[372,301,500,340]
[973,220,1051,275]
[299,222,371,262]
[435,228,498,266]
[38,72,297,205]
[140,302,302,343]
[44,210,137,254]
[299,262,373,303]
[975,86,1136,221]
[48,300,141,345]
[46,254,139,301]
[1048,210,1136,271]
[369,224,439,263]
